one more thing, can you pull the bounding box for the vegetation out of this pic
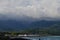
[0,24,60,40]
[0,26,60,36]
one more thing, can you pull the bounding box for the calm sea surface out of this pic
[26,36,60,40]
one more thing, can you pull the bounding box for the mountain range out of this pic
[0,19,60,32]
[0,14,60,31]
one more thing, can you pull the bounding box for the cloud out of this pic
[0,0,60,20]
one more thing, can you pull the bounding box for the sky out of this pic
[0,0,60,20]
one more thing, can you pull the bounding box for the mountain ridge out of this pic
[0,19,60,31]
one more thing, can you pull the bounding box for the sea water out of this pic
[28,36,60,40]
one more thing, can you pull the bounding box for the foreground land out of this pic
[0,26,60,40]
[0,27,60,37]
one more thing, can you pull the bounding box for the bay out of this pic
[27,36,60,40]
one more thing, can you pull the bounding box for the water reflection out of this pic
[40,36,60,40]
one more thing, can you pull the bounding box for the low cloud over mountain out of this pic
[0,0,60,20]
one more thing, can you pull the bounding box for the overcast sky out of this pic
[0,0,60,20]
